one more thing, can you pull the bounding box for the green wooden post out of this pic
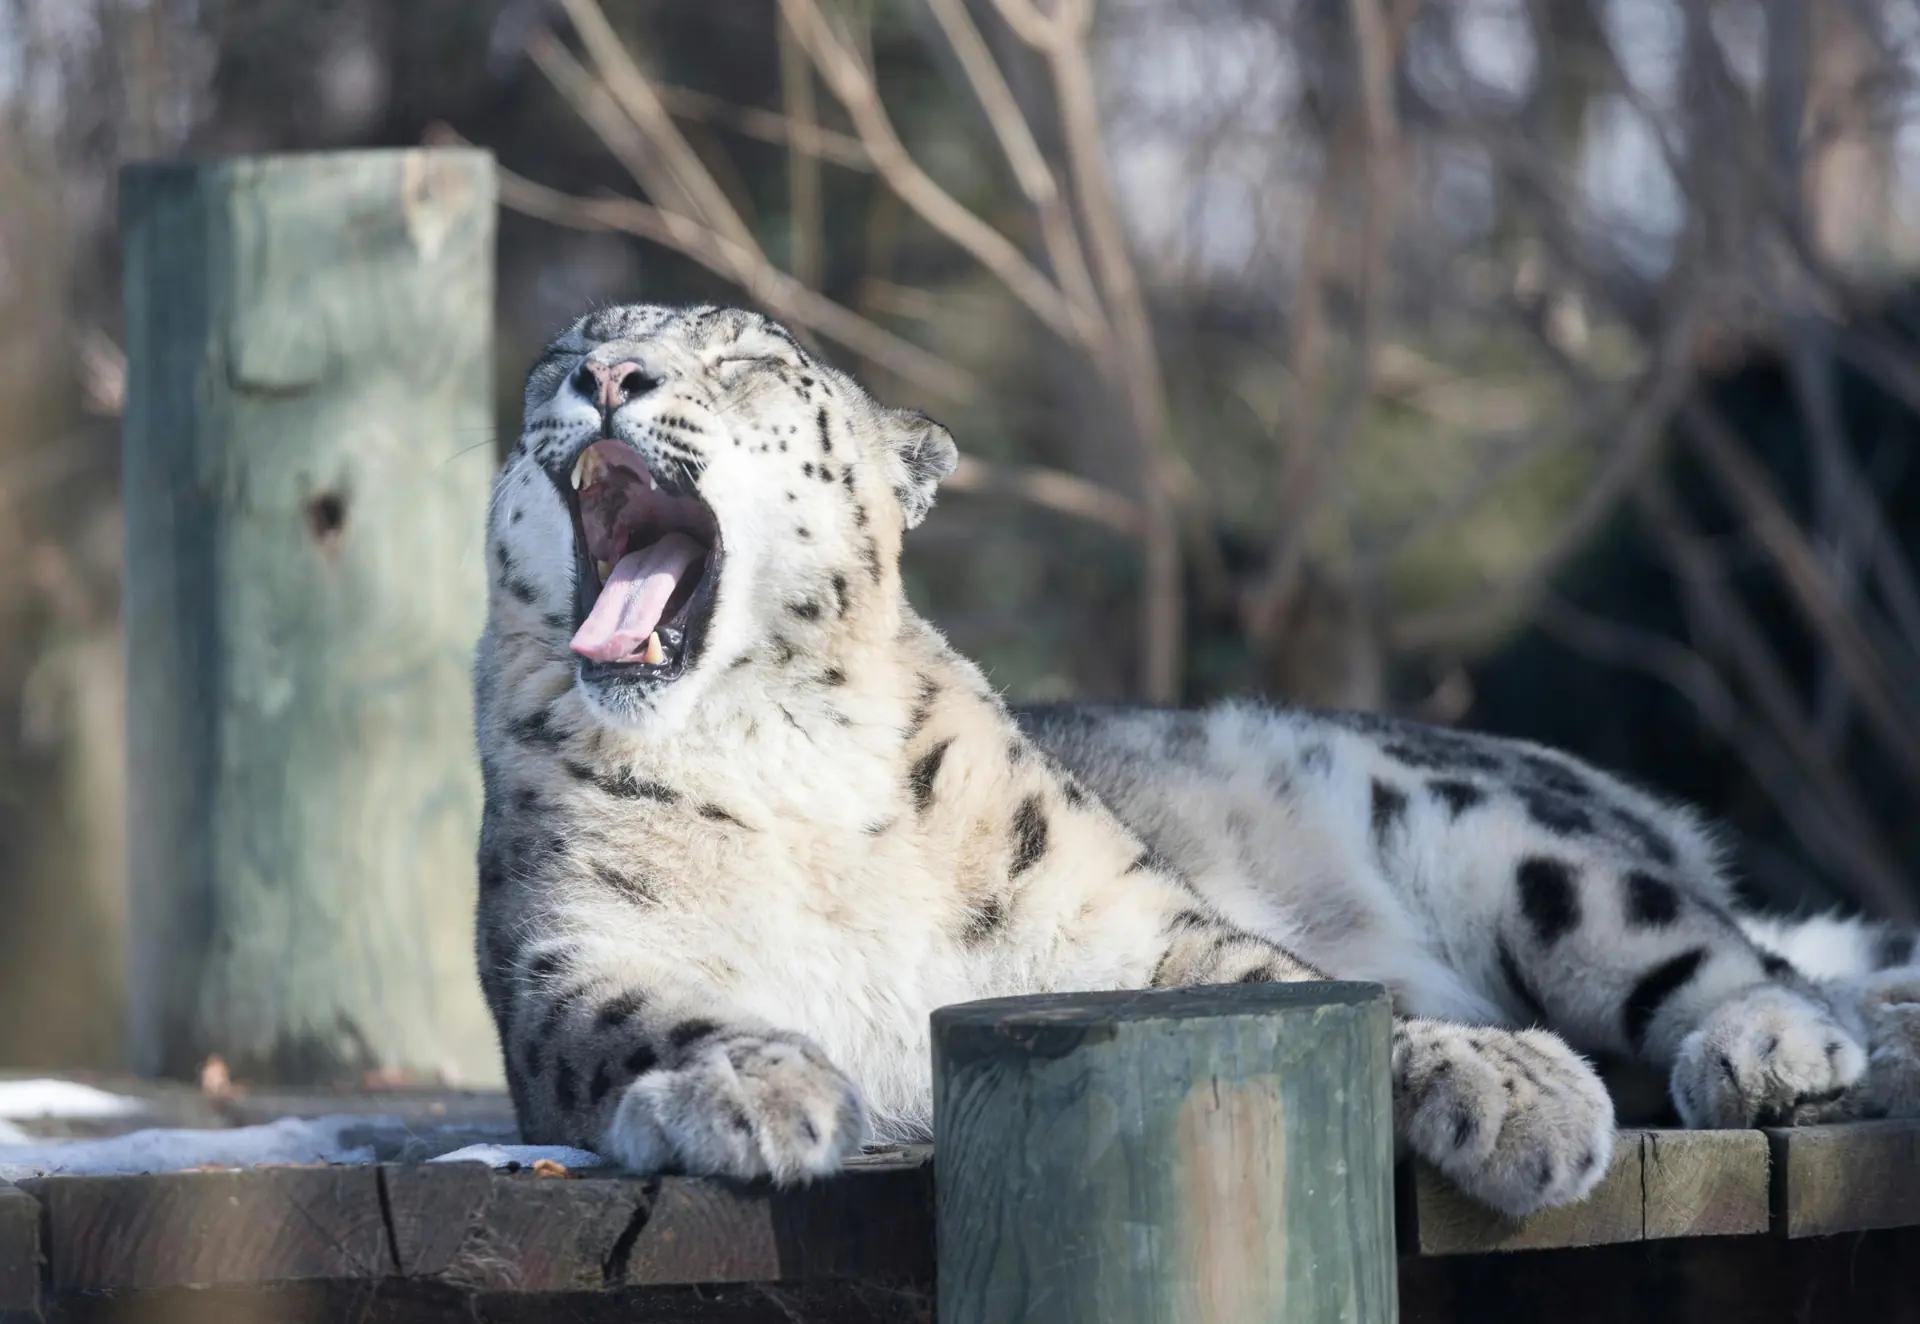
[933,982,1398,1324]
[121,149,502,1087]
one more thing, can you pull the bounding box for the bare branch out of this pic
[985,0,1066,50]
[778,13,824,291]
[923,0,1105,345]
[456,141,976,402]
[1000,0,1184,699]
[558,0,763,260]
[1680,395,1920,796]
[526,31,706,244]
[1390,308,1699,650]
[1536,590,1914,918]
[1633,477,1916,920]
[777,0,1084,346]
[654,83,871,170]
[1244,0,1406,648]
[945,454,1144,538]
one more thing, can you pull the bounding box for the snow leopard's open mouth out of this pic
[555,438,721,680]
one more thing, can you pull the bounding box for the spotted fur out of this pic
[476,303,1920,1217]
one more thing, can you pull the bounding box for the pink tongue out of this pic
[570,532,707,664]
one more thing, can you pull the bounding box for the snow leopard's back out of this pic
[1017,700,1736,1040]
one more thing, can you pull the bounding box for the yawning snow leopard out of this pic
[474,302,1920,1218]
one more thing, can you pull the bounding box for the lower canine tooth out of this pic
[595,560,612,580]
[642,632,665,665]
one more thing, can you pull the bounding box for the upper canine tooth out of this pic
[571,449,605,490]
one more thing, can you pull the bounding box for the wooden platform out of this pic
[1,1083,1917,1322]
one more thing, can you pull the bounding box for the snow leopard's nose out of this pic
[573,360,658,411]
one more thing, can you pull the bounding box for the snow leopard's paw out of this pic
[1393,1019,1615,1219]
[603,1027,869,1184]
[1825,971,1920,1119]
[1671,985,1866,1128]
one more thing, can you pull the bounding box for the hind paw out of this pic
[1393,1020,1615,1218]
[1828,972,1920,1118]
[1671,986,1866,1128]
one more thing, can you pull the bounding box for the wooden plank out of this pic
[380,1164,649,1293]
[120,148,500,1088]
[1768,1118,1920,1238]
[1642,1127,1770,1239]
[31,1279,938,1323]
[1398,1225,1920,1324]
[0,1182,41,1321]
[24,1167,389,1292]
[381,1147,935,1292]
[1401,1131,1645,1255]
[1404,1128,1774,1254]
[627,1147,934,1286]
[933,982,1398,1324]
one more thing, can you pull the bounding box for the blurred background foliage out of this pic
[4,0,1920,1067]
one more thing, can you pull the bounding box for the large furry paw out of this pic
[1394,1021,1615,1219]
[1826,971,1920,1118]
[603,1029,869,1184]
[1671,985,1866,1127]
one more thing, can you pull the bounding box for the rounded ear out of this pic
[882,408,959,529]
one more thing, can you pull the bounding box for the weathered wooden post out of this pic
[934,981,1397,1324]
[121,149,503,1087]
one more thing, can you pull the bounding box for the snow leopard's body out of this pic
[475,302,1920,1218]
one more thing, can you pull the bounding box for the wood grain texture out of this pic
[381,1166,652,1293]
[1398,1225,1920,1324]
[1401,1138,1644,1255]
[1767,1118,1920,1238]
[380,1148,935,1293]
[933,982,1397,1324]
[1405,1128,1772,1254]
[22,1167,389,1291]
[1642,1128,1769,1239]
[0,1182,40,1318]
[119,149,501,1087]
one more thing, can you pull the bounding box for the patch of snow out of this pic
[0,1079,145,1120]
[428,1143,607,1171]
[0,1115,379,1180]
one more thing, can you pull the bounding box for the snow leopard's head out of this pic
[486,303,957,728]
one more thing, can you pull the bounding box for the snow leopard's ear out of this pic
[880,407,958,529]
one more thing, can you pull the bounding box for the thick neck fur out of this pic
[480,563,1049,859]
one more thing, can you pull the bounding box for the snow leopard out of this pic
[473,301,1920,1218]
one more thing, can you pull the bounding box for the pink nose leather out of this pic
[583,360,648,409]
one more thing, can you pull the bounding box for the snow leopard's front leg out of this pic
[1151,909,1614,1217]
[500,940,868,1183]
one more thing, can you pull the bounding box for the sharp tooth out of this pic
[595,560,612,580]
[572,449,604,490]
[642,632,665,665]
[647,473,658,491]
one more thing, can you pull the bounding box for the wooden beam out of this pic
[22,1167,389,1292]
[932,982,1398,1324]
[119,150,502,1088]
[1400,1136,1645,1255]
[1642,1127,1770,1240]
[0,1182,40,1321]
[1768,1118,1920,1238]
[1403,1128,1772,1255]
